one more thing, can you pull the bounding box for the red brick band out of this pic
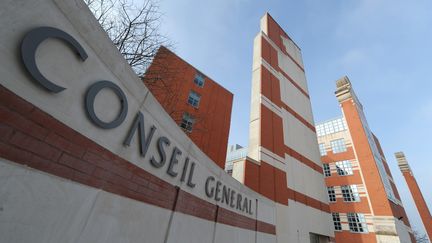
[0,85,275,235]
[260,65,314,133]
[287,188,330,213]
[265,14,305,73]
[284,145,323,174]
[243,159,329,214]
[278,67,309,99]
[280,102,315,132]
[260,105,321,174]
[261,37,309,99]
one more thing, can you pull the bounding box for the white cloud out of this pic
[338,48,366,68]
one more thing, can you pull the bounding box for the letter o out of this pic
[85,80,128,129]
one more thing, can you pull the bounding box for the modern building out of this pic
[395,152,432,241]
[143,46,233,169]
[317,76,414,243]
[225,144,248,175]
[3,0,418,242]
[232,13,334,242]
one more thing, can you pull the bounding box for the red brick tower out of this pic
[318,76,415,243]
[395,152,432,241]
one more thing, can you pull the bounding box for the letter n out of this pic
[124,111,156,157]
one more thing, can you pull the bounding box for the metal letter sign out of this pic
[85,81,128,129]
[21,27,88,93]
[18,26,203,194]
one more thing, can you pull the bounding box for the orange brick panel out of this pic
[335,231,377,243]
[274,167,288,204]
[244,159,260,193]
[260,105,274,153]
[329,199,371,214]
[325,170,363,187]
[258,162,276,201]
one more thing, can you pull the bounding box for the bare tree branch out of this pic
[413,230,430,243]
[85,0,207,134]
[85,0,171,76]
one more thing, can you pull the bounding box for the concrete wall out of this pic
[0,0,277,242]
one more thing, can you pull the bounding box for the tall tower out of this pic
[316,76,414,242]
[233,13,334,242]
[395,152,432,241]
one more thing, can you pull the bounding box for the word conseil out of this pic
[20,26,254,215]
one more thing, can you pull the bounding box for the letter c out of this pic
[21,26,88,93]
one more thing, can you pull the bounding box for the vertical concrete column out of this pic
[395,152,432,240]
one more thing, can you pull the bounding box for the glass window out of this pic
[187,90,201,108]
[193,72,205,87]
[180,112,195,132]
[341,185,360,202]
[331,139,347,153]
[316,118,347,137]
[327,186,336,202]
[347,213,368,233]
[336,160,353,176]
[323,164,331,177]
[319,143,327,156]
[332,213,342,231]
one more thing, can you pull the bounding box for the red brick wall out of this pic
[341,100,393,216]
[335,231,376,243]
[143,46,233,169]
[402,171,432,240]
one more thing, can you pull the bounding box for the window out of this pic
[341,185,360,202]
[332,213,342,231]
[327,186,336,202]
[193,72,205,87]
[330,139,347,153]
[347,213,368,233]
[319,143,327,156]
[335,160,353,176]
[187,90,201,108]
[316,118,347,136]
[180,113,195,132]
[323,164,331,177]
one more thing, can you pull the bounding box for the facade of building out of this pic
[0,1,279,242]
[143,46,233,169]
[225,144,248,175]
[395,152,432,241]
[232,13,334,242]
[317,76,414,243]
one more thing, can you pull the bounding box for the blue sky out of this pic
[157,0,431,235]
